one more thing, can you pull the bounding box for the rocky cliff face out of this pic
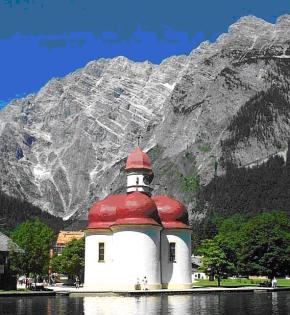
[1,15,290,220]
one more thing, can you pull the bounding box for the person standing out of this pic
[75,276,80,289]
[143,276,148,290]
[272,277,277,288]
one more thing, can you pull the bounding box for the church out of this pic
[84,147,192,290]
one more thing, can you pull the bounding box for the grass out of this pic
[198,144,211,153]
[194,278,290,287]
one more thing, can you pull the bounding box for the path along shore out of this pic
[1,285,289,297]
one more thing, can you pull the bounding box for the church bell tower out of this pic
[125,147,154,195]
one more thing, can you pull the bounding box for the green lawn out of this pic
[194,278,290,287]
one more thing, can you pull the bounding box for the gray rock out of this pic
[1,15,290,221]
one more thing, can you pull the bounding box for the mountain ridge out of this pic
[1,15,290,222]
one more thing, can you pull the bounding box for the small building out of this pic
[84,147,192,290]
[53,231,84,255]
[191,255,208,281]
[0,232,22,290]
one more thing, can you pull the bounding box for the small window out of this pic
[169,242,176,262]
[98,242,105,262]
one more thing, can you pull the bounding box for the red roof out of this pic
[87,195,126,229]
[152,195,189,229]
[125,147,152,171]
[114,192,160,226]
[88,192,160,229]
[88,194,189,229]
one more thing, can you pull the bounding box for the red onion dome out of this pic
[87,195,126,229]
[152,195,189,229]
[114,191,160,226]
[125,147,152,171]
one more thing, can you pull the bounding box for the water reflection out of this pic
[1,292,290,315]
[272,292,278,315]
[84,296,161,315]
[81,292,290,315]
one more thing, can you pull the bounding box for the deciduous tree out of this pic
[10,219,54,281]
[51,238,85,280]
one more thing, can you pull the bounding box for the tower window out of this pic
[169,242,176,262]
[98,242,105,262]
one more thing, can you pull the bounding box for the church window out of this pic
[98,242,105,262]
[169,242,176,262]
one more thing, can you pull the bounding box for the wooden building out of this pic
[0,232,22,290]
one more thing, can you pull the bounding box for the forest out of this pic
[0,191,65,234]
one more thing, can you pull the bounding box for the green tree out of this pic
[51,238,85,279]
[197,238,235,286]
[214,214,246,271]
[238,212,290,278]
[199,212,290,279]
[10,219,54,281]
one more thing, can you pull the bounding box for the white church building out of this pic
[84,147,192,290]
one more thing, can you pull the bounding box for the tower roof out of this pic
[125,147,152,172]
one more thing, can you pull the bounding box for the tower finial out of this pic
[137,135,142,147]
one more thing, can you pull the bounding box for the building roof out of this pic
[152,195,190,229]
[114,192,160,226]
[191,255,202,266]
[88,192,160,229]
[56,231,84,246]
[88,195,125,229]
[125,147,152,171]
[0,232,22,252]
[87,148,189,230]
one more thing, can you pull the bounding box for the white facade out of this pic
[84,230,113,290]
[111,225,162,290]
[84,226,192,290]
[192,272,208,281]
[161,229,192,289]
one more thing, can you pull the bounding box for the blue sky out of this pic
[0,0,290,108]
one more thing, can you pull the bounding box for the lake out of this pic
[0,291,290,315]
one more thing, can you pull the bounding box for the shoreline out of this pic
[1,286,290,297]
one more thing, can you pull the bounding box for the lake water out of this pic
[0,291,290,315]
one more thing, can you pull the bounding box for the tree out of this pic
[197,238,235,286]
[214,214,246,272]
[10,219,54,282]
[238,212,290,278]
[198,212,290,280]
[51,238,85,280]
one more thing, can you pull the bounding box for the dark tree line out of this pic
[193,148,290,244]
[0,191,65,233]
[222,86,290,156]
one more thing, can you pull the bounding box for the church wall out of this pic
[161,229,192,289]
[84,230,113,289]
[111,225,162,290]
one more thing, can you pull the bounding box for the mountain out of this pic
[1,15,290,223]
[0,191,65,233]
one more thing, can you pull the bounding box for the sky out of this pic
[0,0,290,108]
